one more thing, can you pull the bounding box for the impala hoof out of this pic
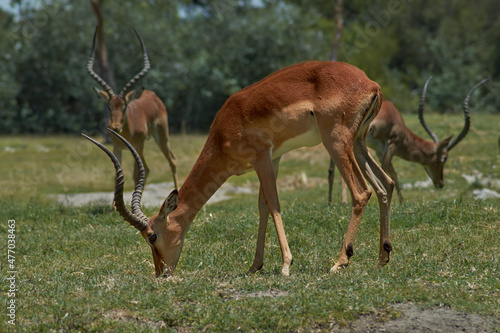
[375,259,389,268]
[330,262,348,274]
[247,264,263,275]
[281,267,290,276]
[159,272,172,279]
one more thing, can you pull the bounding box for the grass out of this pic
[0,112,499,332]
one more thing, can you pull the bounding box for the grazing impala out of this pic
[84,61,394,277]
[328,77,488,203]
[87,28,178,190]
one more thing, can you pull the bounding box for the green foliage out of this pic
[0,1,327,134]
[0,9,20,131]
[0,0,499,134]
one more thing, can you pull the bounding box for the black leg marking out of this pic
[346,243,354,259]
[383,240,393,263]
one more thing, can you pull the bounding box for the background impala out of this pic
[85,61,395,277]
[328,77,488,204]
[87,28,178,190]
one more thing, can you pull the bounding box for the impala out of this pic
[328,77,488,203]
[87,28,178,190]
[84,61,394,277]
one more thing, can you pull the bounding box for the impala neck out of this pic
[400,128,437,165]
[168,137,233,228]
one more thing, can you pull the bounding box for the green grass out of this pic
[0,113,499,331]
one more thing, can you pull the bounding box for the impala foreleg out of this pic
[327,157,335,204]
[354,139,394,267]
[328,158,349,205]
[249,157,281,274]
[381,143,402,202]
[383,160,402,203]
[132,141,149,185]
[253,153,292,276]
[248,187,269,274]
[112,146,123,164]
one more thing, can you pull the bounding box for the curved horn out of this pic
[87,26,116,98]
[107,129,149,222]
[118,28,151,97]
[418,76,439,143]
[446,78,488,151]
[82,131,149,231]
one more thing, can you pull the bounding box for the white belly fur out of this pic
[237,121,322,175]
[271,122,322,160]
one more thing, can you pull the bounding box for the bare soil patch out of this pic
[103,309,167,329]
[329,303,499,333]
[101,302,498,332]
[219,288,290,301]
[52,181,252,207]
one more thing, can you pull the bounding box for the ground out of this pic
[54,183,499,333]
[329,303,498,333]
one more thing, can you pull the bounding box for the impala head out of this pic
[87,26,150,133]
[418,77,488,188]
[83,130,181,277]
[422,136,452,188]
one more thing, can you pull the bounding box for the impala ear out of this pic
[93,87,110,100]
[160,189,178,216]
[125,88,145,103]
[438,136,453,152]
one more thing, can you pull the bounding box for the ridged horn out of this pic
[82,129,149,231]
[87,26,116,98]
[446,78,488,151]
[418,76,439,143]
[118,28,151,98]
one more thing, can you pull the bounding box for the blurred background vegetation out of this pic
[0,0,498,134]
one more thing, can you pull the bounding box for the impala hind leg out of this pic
[249,157,281,274]
[322,138,372,273]
[354,139,394,266]
[155,127,179,190]
[253,153,292,276]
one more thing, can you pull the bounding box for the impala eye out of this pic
[148,234,157,244]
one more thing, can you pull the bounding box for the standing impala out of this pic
[87,28,178,190]
[328,77,488,203]
[84,61,394,277]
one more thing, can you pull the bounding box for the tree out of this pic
[1,0,498,134]
[330,0,343,62]
[0,9,19,133]
[89,0,117,141]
